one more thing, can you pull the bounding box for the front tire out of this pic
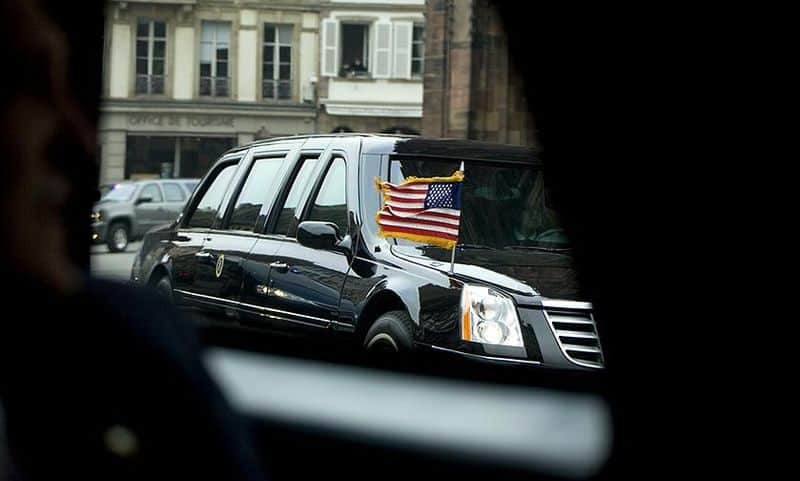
[363,310,415,362]
[154,275,174,302]
[107,222,129,253]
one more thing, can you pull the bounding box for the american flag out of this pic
[375,170,464,249]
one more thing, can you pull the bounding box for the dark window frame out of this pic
[411,24,425,77]
[135,18,167,95]
[339,22,371,78]
[221,153,289,233]
[181,158,241,230]
[199,20,231,98]
[301,155,349,235]
[265,154,322,237]
[262,23,294,101]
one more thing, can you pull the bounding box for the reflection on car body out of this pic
[131,135,603,370]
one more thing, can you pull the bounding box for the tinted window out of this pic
[163,182,185,202]
[273,158,319,236]
[228,157,285,231]
[183,181,199,193]
[139,183,163,202]
[388,158,568,249]
[307,158,347,232]
[186,164,237,229]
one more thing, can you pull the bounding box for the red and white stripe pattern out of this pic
[376,181,461,246]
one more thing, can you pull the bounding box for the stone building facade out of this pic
[99,0,427,184]
[99,0,320,184]
[422,0,536,147]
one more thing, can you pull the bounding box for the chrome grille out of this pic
[542,300,604,368]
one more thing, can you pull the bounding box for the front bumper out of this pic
[421,300,603,371]
[419,344,542,367]
[91,221,108,243]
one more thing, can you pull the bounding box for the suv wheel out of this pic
[107,222,129,253]
[154,275,173,302]
[363,310,415,361]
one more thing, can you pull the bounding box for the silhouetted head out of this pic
[0,0,93,293]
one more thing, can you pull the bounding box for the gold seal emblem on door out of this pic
[215,254,225,278]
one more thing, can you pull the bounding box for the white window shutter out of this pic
[372,21,392,79]
[392,21,413,79]
[321,19,339,77]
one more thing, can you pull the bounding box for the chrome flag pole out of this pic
[449,161,465,275]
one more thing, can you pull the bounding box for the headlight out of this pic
[91,211,102,222]
[460,285,523,347]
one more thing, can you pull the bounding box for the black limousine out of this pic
[131,134,604,370]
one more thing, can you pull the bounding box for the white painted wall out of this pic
[109,24,131,98]
[300,13,319,102]
[238,10,258,102]
[173,26,195,100]
[328,78,422,103]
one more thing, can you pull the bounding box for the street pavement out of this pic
[90,241,142,280]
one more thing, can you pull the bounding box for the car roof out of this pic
[226,134,539,165]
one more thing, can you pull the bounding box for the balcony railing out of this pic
[135,75,166,95]
[263,80,292,100]
[199,77,230,98]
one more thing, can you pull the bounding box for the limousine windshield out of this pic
[386,158,570,250]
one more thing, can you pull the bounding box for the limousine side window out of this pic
[186,164,237,229]
[228,157,285,231]
[273,157,319,236]
[306,157,348,233]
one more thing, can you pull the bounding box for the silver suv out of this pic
[92,179,199,252]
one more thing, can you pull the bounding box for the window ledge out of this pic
[334,76,423,83]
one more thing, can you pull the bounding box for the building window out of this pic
[263,24,293,100]
[125,136,235,179]
[412,25,424,76]
[340,23,369,78]
[135,19,166,95]
[199,21,230,97]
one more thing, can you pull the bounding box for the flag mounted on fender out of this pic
[374,168,464,249]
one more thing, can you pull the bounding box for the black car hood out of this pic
[390,245,584,300]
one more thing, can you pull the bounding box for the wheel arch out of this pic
[356,288,415,342]
[147,263,170,286]
[108,215,133,232]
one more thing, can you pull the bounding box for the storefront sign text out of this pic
[128,114,235,129]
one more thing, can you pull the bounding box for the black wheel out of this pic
[363,310,415,362]
[154,275,173,302]
[107,222,129,252]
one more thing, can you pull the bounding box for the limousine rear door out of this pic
[239,150,326,333]
[171,157,241,310]
[189,147,295,320]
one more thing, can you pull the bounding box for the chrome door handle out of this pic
[269,261,289,273]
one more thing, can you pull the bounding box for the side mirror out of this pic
[297,221,348,252]
[136,196,153,205]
